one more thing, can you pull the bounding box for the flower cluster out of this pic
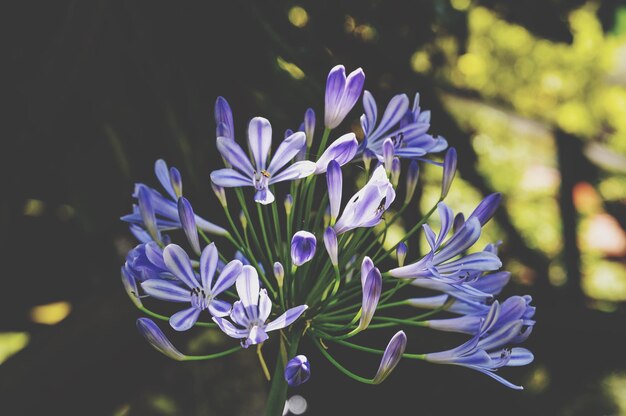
[120,64,535,414]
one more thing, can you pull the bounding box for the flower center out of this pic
[190,287,212,310]
[252,170,271,190]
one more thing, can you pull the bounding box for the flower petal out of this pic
[136,318,186,360]
[258,288,272,323]
[265,305,308,332]
[213,316,248,338]
[200,243,218,290]
[248,117,272,170]
[267,131,306,174]
[315,133,358,173]
[163,244,200,289]
[169,307,201,331]
[210,168,252,187]
[236,265,260,319]
[141,279,191,302]
[212,259,243,295]
[208,299,232,317]
[216,137,254,175]
[155,159,176,200]
[269,161,316,184]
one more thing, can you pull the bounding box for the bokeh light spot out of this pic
[30,301,72,325]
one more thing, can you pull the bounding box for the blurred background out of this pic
[3,0,626,414]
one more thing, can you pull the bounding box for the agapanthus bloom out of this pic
[285,355,311,387]
[213,265,307,347]
[142,243,242,331]
[210,117,316,204]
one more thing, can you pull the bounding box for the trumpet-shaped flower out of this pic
[324,65,365,129]
[137,318,187,361]
[358,92,447,161]
[356,257,382,332]
[210,117,316,204]
[425,302,534,389]
[215,96,235,139]
[213,265,308,348]
[141,244,242,331]
[334,165,396,234]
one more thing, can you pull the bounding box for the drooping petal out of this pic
[267,131,306,174]
[208,299,232,318]
[254,187,275,205]
[136,318,186,360]
[141,279,191,302]
[248,117,272,170]
[210,168,253,188]
[213,316,249,338]
[269,161,316,184]
[326,160,342,223]
[163,244,200,289]
[178,197,201,256]
[314,133,358,173]
[372,331,407,384]
[291,231,317,266]
[169,307,201,331]
[200,243,218,290]
[212,259,243,295]
[265,305,308,332]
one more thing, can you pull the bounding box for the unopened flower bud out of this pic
[284,194,293,217]
[391,157,401,187]
[211,181,227,207]
[405,160,419,204]
[396,242,407,267]
[291,231,317,266]
[284,355,311,387]
[273,262,285,287]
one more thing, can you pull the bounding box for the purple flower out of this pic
[389,203,501,283]
[424,302,534,390]
[210,117,316,204]
[215,96,235,139]
[356,257,382,332]
[324,65,365,129]
[334,165,396,234]
[285,355,311,387]
[358,91,447,161]
[396,242,407,267]
[136,318,187,361]
[468,193,502,226]
[121,265,143,308]
[213,265,308,348]
[123,241,171,282]
[122,160,227,239]
[291,231,317,266]
[314,133,358,174]
[141,244,242,331]
[273,262,285,287]
[372,331,407,384]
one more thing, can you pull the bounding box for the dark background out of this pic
[2,1,626,415]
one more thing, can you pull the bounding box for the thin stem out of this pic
[310,334,375,384]
[183,345,242,361]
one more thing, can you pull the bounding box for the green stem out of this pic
[264,331,301,416]
[183,345,242,361]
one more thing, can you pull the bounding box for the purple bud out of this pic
[291,231,317,266]
[391,157,401,187]
[323,227,339,266]
[441,147,457,199]
[284,128,294,139]
[383,138,394,174]
[215,96,234,139]
[405,160,419,204]
[396,242,407,267]
[372,331,407,384]
[137,186,161,244]
[284,355,311,387]
[136,318,186,361]
[304,108,316,147]
[326,160,342,224]
[169,167,183,198]
[324,65,365,129]
[177,197,201,256]
[211,181,227,207]
[469,193,502,226]
[273,262,285,287]
[357,264,382,331]
[453,212,465,233]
